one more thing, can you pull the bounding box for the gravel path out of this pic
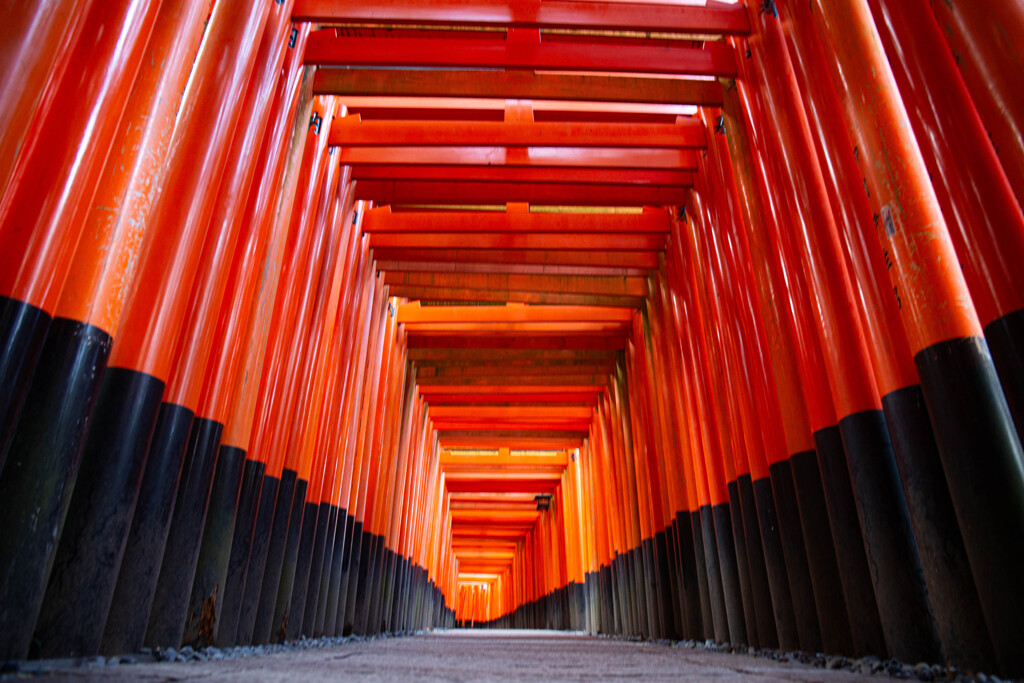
[2,630,1003,682]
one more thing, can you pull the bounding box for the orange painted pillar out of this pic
[9,0,210,651]
[626,319,677,640]
[250,147,343,646]
[662,248,717,641]
[717,73,856,654]
[0,0,185,660]
[606,380,641,637]
[928,0,1024,210]
[0,0,161,465]
[684,182,752,647]
[633,294,680,639]
[868,0,1024,444]
[613,360,653,639]
[647,270,706,641]
[745,8,942,656]
[693,135,784,650]
[667,209,734,645]
[176,22,315,653]
[806,1,1024,674]
[0,1,93,201]
[705,177,800,653]
[268,163,352,640]
[291,187,360,641]
[334,247,378,633]
[781,1,997,669]
[210,63,317,651]
[126,2,296,652]
[355,296,402,635]
[232,92,335,646]
[341,278,389,634]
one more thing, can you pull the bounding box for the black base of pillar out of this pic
[0,320,117,660]
[236,472,280,646]
[768,458,822,653]
[811,425,885,657]
[751,475,798,650]
[323,508,347,636]
[146,417,224,649]
[916,336,1024,677]
[795,434,853,655]
[882,384,995,671]
[214,459,265,647]
[839,409,942,663]
[252,471,301,644]
[282,500,319,640]
[37,365,174,660]
[271,484,309,642]
[101,401,192,655]
[183,444,246,648]
[712,501,747,645]
[1,360,153,659]
[737,474,777,649]
[0,295,51,470]
[985,307,1024,444]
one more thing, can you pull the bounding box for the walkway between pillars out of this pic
[43,631,881,681]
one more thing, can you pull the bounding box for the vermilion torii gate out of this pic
[0,0,1022,678]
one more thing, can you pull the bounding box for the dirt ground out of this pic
[22,629,887,682]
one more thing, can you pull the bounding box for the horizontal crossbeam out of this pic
[337,146,699,170]
[352,165,693,186]
[331,116,706,149]
[293,0,751,35]
[313,68,724,105]
[304,32,738,76]
[363,206,669,233]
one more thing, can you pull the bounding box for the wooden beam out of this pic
[293,0,751,35]
[363,206,669,234]
[304,32,737,77]
[331,115,706,149]
[313,68,724,106]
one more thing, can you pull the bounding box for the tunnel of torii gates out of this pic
[1,0,1024,677]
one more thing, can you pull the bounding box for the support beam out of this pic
[423,392,600,405]
[421,374,610,385]
[397,303,633,324]
[304,33,738,77]
[370,233,664,251]
[372,248,658,269]
[437,434,586,449]
[313,69,724,106]
[363,206,669,234]
[408,335,627,350]
[331,116,706,149]
[338,146,698,170]
[292,0,751,35]
[387,286,644,308]
[338,97,698,123]
[355,180,687,205]
[379,262,650,277]
[386,272,646,297]
[352,166,694,187]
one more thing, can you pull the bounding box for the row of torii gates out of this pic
[0,0,1023,678]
